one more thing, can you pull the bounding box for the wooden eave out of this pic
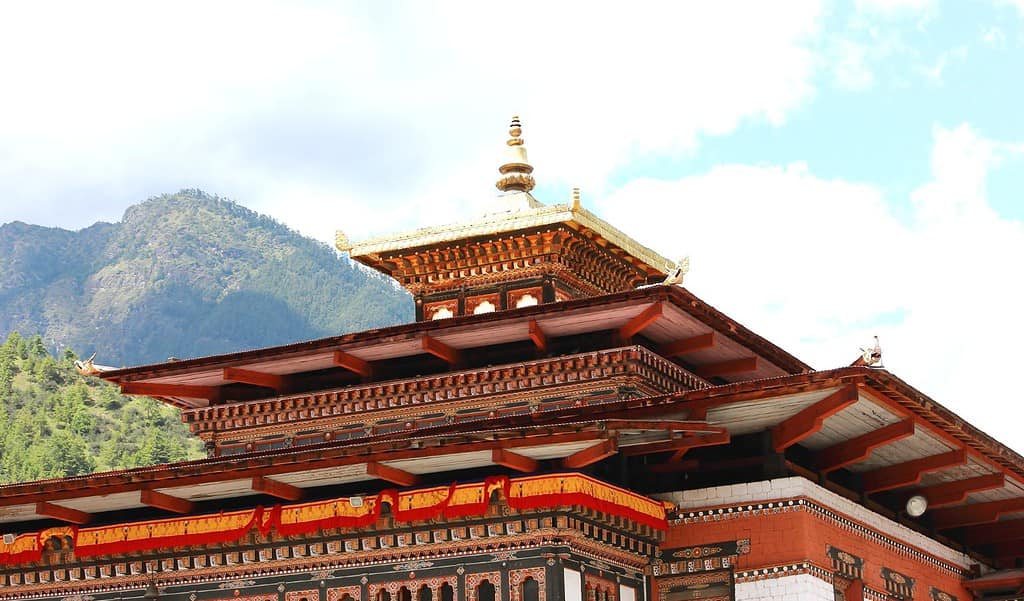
[344,203,672,279]
[0,404,726,525]
[98,286,810,408]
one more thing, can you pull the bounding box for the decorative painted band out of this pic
[0,472,668,566]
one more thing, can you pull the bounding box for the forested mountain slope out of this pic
[0,189,412,366]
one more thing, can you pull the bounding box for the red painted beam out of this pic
[861,448,967,494]
[990,541,1024,560]
[528,320,548,354]
[252,476,304,501]
[562,439,617,468]
[815,419,915,474]
[140,489,195,514]
[693,357,758,379]
[903,473,1005,508]
[35,501,92,525]
[657,332,715,358]
[963,519,1024,545]
[933,497,1024,530]
[491,449,539,473]
[603,420,723,433]
[771,385,859,452]
[120,382,220,401]
[618,302,662,340]
[332,351,373,378]
[621,431,730,457]
[366,462,419,487]
[421,335,462,366]
[223,367,290,393]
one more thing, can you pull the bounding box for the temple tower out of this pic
[337,117,673,321]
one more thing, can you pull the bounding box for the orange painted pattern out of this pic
[0,472,666,566]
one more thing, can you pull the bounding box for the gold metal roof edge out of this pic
[338,203,671,274]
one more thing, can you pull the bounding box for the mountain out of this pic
[0,189,412,366]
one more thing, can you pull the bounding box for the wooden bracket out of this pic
[492,448,540,473]
[421,335,462,366]
[333,351,374,379]
[367,462,419,487]
[694,357,758,379]
[562,439,617,468]
[35,501,92,525]
[771,386,859,452]
[618,302,663,341]
[528,320,548,354]
[861,448,967,494]
[657,332,715,357]
[120,382,221,402]
[223,367,291,393]
[815,419,915,473]
[903,472,1005,508]
[252,476,304,501]
[140,489,195,514]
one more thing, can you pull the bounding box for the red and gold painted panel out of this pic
[0,473,666,566]
[584,574,617,601]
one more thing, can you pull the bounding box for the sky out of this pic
[1,1,1023,448]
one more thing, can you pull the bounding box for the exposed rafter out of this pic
[562,439,617,468]
[657,332,715,358]
[528,320,548,353]
[223,367,291,393]
[491,448,539,473]
[120,382,221,401]
[963,519,1024,545]
[366,462,420,487]
[815,419,915,474]
[618,302,662,340]
[861,448,967,494]
[771,386,860,452]
[902,473,1005,508]
[140,489,196,514]
[603,420,723,433]
[620,431,730,457]
[933,497,1024,530]
[35,501,91,525]
[332,351,373,378]
[251,476,304,501]
[693,357,758,379]
[421,335,462,366]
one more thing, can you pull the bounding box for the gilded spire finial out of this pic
[496,115,536,193]
[572,187,581,211]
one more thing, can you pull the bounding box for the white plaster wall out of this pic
[734,574,834,601]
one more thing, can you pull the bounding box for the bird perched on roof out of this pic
[662,257,690,286]
[74,353,114,377]
[850,336,883,367]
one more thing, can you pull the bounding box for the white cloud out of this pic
[591,124,1024,450]
[854,0,936,19]
[918,44,968,84]
[0,1,824,230]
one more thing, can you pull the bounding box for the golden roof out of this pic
[336,199,672,277]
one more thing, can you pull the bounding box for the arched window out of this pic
[522,577,540,601]
[418,585,433,601]
[515,294,538,308]
[398,587,412,601]
[431,307,454,320]
[477,580,496,601]
[340,595,354,601]
[440,583,454,601]
[378,590,392,601]
[473,300,496,314]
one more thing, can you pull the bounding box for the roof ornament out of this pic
[850,335,883,368]
[572,187,581,211]
[661,257,690,286]
[496,116,536,193]
[74,353,114,377]
[335,230,352,253]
